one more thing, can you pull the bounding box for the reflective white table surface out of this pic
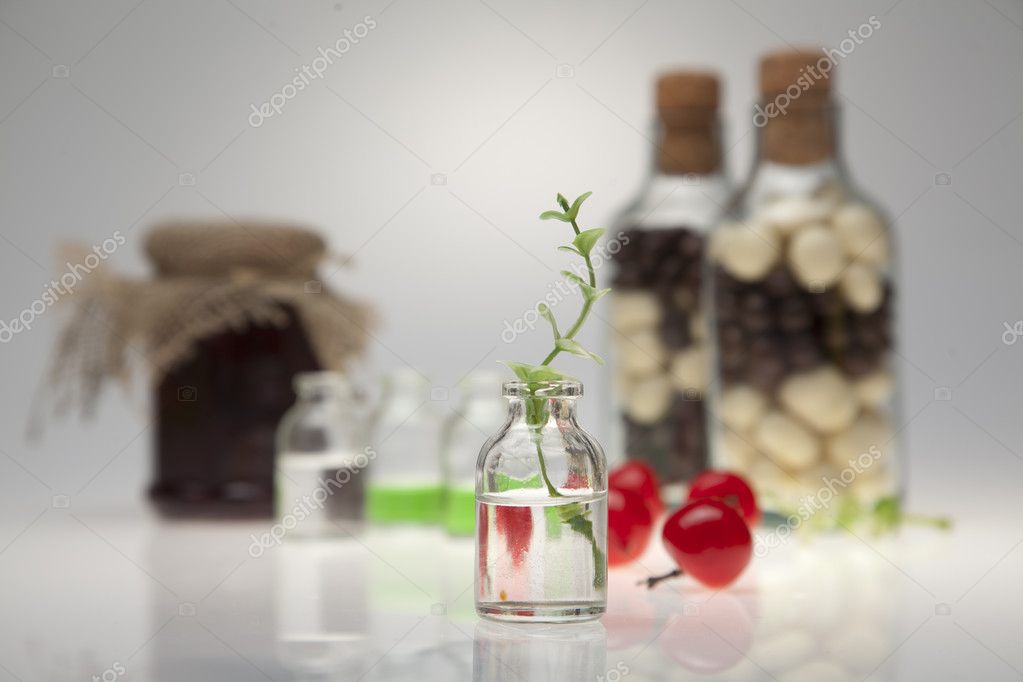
[0,506,1019,682]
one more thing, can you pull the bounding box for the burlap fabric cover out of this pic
[46,221,371,416]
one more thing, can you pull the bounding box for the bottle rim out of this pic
[294,370,350,394]
[502,380,582,398]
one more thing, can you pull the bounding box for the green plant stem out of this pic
[535,440,562,498]
[537,218,596,368]
[903,513,953,530]
[528,212,604,586]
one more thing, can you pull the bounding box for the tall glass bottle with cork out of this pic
[608,71,730,497]
[706,50,899,524]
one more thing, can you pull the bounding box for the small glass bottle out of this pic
[367,367,443,525]
[475,380,607,623]
[275,372,365,537]
[442,370,506,536]
[608,71,730,493]
[706,50,899,522]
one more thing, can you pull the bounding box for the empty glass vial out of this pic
[706,50,899,523]
[275,372,366,538]
[442,370,506,536]
[608,71,730,493]
[367,367,443,525]
[475,380,608,623]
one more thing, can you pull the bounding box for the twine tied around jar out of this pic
[34,220,373,426]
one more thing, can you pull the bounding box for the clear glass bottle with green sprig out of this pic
[475,192,610,623]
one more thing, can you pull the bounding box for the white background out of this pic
[0,1,1021,679]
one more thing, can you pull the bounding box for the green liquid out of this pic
[367,484,443,524]
[444,487,476,536]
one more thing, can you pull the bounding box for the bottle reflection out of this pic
[473,620,607,682]
[275,540,368,679]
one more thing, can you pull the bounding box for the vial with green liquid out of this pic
[367,368,443,524]
[441,371,506,535]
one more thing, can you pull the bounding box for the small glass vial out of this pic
[706,50,899,522]
[441,370,506,536]
[607,71,730,497]
[275,372,365,538]
[475,380,608,623]
[367,367,443,525]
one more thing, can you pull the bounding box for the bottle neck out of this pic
[506,397,579,425]
[297,387,350,409]
[294,372,352,406]
[655,109,722,176]
[745,102,845,200]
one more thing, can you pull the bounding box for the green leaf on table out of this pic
[572,228,606,257]
[872,496,901,535]
[555,338,605,365]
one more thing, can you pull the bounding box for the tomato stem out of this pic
[639,568,683,590]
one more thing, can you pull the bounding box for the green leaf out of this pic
[526,365,573,383]
[564,191,593,222]
[538,303,560,339]
[555,338,605,365]
[557,245,582,256]
[871,496,903,536]
[499,361,533,382]
[572,228,606,257]
[556,193,570,212]
[580,285,611,303]
[500,361,574,384]
[560,270,587,287]
[540,210,571,222]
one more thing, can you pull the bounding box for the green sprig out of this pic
[499,190,609,588]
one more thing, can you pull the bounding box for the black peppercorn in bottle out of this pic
[606,71,730,496]
[706,50,900,523]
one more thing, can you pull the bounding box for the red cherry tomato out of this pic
[609,461,664,517]
[662,498,752,589]
[607,485,654,567]
[687,470,761,527]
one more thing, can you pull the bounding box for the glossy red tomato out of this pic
[609,461,664,517]
[687,470,761,527]
[607,485,654,567]
[662,498,752,588]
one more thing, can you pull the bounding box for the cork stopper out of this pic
[657,71,719,111]
[655,70,721,174]
[759,49,832,98]
[757,48,835,165]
